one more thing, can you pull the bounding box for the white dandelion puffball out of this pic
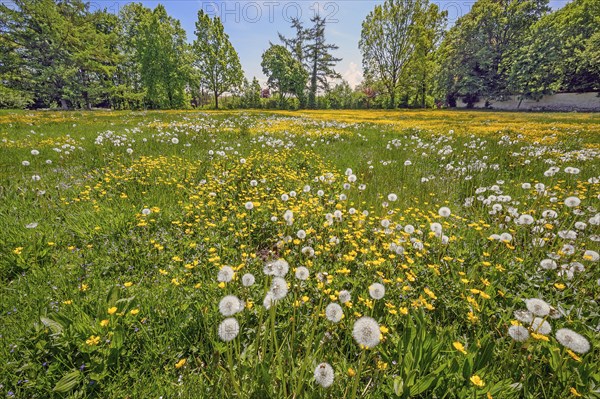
[301,246,315,257]
[531,317,552,335]
[584,250,599,261]
[297,229,306,239]
[525,298,551,317]
[141,208,151,216]
[31,149,39,155]
[217,266,234,282]
[314,363,334,388]
[388,193,398,202]
[263,292,274,309]
[338,290,351,304]
[22,160,30,166]
[353,317,381,348]
[218,318,239,342]
[242,273,255,287]
[295,266,310,281]
[126,148,133,154]
[171,137,179,144]
[369,283,385,300]
[325,303,343,323]
[518,214,534,225]
[219,295,242,316]
[270,277,288,300]
[438,207,451,217]
[32,174,41,181]
[564,196,581,208]
[508,325,530,342]
[26,222,38,229]
[264,259,289,277]
[540,259,557,270]
[513,310,533,324]
[244,201,254,210]
[555,329,590,354]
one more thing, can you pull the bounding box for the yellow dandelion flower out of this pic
[100,319,109,327]
[470,375,485,387]
[175,358,187,369]
[453,341,467,355]
[86,335,101,346]
[107,306,118,315]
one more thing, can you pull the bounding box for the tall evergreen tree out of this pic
[193,10,243,109]
[0,0,117,109]
[306,15,341,108]
[279,16,341,108]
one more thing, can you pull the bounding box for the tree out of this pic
[326,80,354,109]
[111,3,150,110]
[193,10,243,109]
[404,3,447,107]
[508,0,600,101]
[241,77,262,108]
[279,16,342,108]
[359,0,424,108]
[305,15,341,108]
[0,0,118,109]
[137,5,190,109]
[438,0,549,107]
[261,44,308,108]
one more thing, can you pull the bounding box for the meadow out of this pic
[1,109,599,398]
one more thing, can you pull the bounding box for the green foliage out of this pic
[437,0,550,106]
[261,45,308,107]
[508,0,600,100]
[360,0,446,109]
[137,5,190,109]
[0,0,119,109]
[193,10,243,109]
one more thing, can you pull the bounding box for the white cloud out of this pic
[342,62,363,89]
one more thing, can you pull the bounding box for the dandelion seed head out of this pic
[353,317,381,348]
[368,283,385,300]
[242,273,255,287]
[217,266,234,282]
[555,329,590,354]
[295,266,310,281]
[338,290,351,303]
[314,362,334,388]
[525,298,551,317]
[218,318,239,342]
[270,277,288,300]
[219,295,243,316]
[325,303,343,323]
[508,325,529,342]
[531,317,552,335]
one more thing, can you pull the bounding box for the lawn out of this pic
[1,110,599,398]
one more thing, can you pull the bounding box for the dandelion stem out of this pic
[350,350,366,399]
[226,344,242,397]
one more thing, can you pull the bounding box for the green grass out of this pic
[1,110,599,398]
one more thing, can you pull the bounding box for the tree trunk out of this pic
[214,90,219,109]
[60,98,69,110]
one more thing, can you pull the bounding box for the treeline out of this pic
[0,0,598,110]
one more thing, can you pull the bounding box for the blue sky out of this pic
[97,0,571,88]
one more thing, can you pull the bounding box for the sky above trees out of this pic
[100,0,571,87]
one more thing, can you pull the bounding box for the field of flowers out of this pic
[1,109,599,398]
